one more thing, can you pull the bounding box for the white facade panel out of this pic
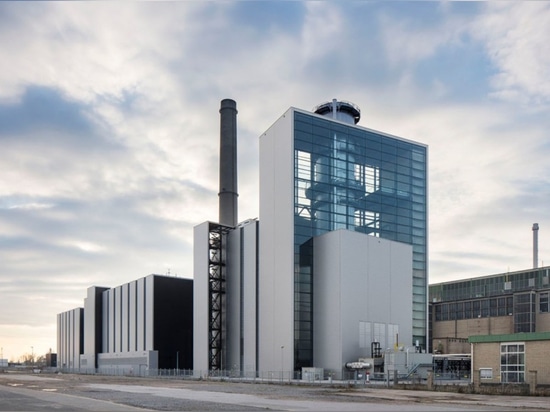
[57,308,83,370]
[313,230,412,378]
[259,109,295,373]
[98,350,158,376]
[122,283,129,352]
[137,277,145,351]
[82,286,108,370]
[129,280,137,352]
[193,221,211,373]
[226,219,259,373]
[242,221,258,373]
[114,286,122,353]
[83,291,93,355]
[226,226,242,370]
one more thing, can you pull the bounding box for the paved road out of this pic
[0,383,147,411]
[1,373,549,411]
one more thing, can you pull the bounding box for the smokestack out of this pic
[533,223,539,268]
[218,99,238,227]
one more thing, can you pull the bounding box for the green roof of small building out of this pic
[469,331,550,343]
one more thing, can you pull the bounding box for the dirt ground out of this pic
[1,371,549,411]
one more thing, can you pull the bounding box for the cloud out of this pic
[472,3,550,107]
[0,1,549,359]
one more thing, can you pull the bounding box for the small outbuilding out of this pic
[469,331,550,386]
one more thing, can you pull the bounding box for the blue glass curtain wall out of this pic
[293,112,427,370]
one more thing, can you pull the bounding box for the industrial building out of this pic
[429,265,550,355]
[470,332,550,385]
[428,223,550,386]
[57,307,83,370]
[57,274,193,374]
[194,99,428,378]
[59,98,429,379]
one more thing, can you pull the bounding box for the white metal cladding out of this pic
[101,275,156,355]
[137,277,145,351]
[258,109,295,373]
[226,219,259,372]
[57,308,83,370]
[122,283,129,352]
[192,221,211,374]
[129,280,137,352]
[312,229,412,377]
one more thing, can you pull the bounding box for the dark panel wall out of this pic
[153,276,194,369]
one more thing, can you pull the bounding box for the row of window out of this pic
[434,297,514,321]
[294,205,427,227]
[294,126,426,163]
[296,163,426,186]
[434,294,550,322]
[431,274,550,302]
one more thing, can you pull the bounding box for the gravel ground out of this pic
[1,372,548,411]
[0,373,379,411]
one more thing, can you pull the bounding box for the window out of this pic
[540,292,549,313]
[500,343,525,383]
[514,292,536,333]
[480,368,493,379]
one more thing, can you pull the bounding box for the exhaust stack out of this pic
[533,223,539,268]
[313,98,361,125]
[218,99,238,227]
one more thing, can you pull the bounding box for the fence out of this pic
[55,367,381,386]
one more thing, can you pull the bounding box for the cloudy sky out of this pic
[1,1,549,361]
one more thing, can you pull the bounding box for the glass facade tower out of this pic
[292,108,428,369]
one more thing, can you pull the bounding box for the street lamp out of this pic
[31,346,33,367]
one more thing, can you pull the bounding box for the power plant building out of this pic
[59,98,429,378]
[194,99,428,377]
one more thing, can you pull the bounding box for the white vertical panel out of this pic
[226,227,241,369]
[359,321,371,349]
[242,220,258,372]
[69,310,74,368]
[129,280,137,352]
[258,108,295,373]
[122,283,129,352]
[313,230,343,372]
[58,308,83,370]
[313,230,412,375]
[114,286,121,353]
[56,314,61,367]
[136,278,145,351]
[193,221,210,373]
[109,289,115,353]
[374,322,386,350]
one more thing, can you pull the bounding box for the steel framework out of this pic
[208,222,232,370]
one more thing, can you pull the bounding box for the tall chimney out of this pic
[533,223,539,268]
[218,99,238,227]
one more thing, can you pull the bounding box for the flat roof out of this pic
[430,266,550,288]
[469,331,550,343]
